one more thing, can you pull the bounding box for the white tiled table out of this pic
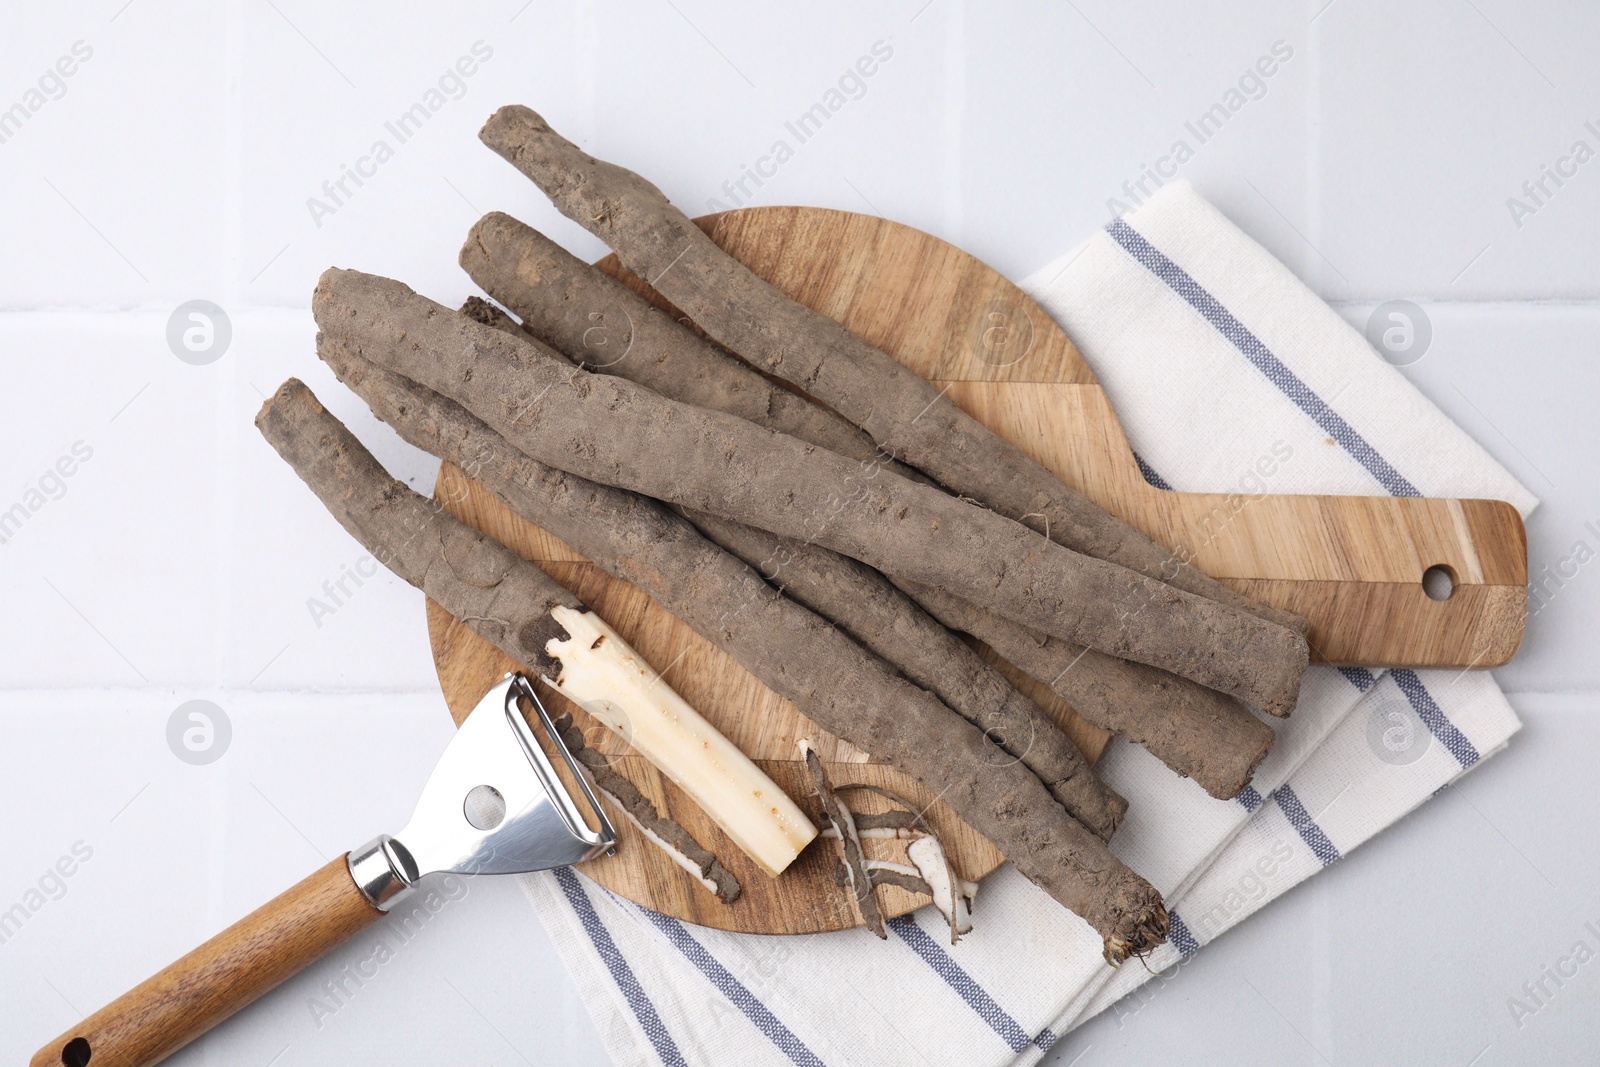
[2,2,1595,1064]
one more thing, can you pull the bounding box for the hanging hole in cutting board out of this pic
[59,1037,91,1067]
[1423,564,1456,601]
[464,784,507,830]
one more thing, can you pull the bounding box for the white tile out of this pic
[0,312,223,687]
[1313,0,1600,301]
[0,1,232,309]
[238,0,592,308]
[0,310,446,692]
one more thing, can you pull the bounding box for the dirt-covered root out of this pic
[253,377,581,676]
[1100,892,1171,966]
[256,379,817,879]
[902,581,1278,796]
[476,103,1308,640]
[459,212,920,481]
[458,283,1271,793]
[460,293,1124,834]
[314,344,1167,960]
[314,267,1308,714]
[686,508,1127,840]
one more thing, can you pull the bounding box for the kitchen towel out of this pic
[514,180,1536,1067]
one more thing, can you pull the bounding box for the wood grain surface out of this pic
[428,206,1526,935]
[30,856,380,1067]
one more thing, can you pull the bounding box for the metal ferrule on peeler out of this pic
[347,673,617,912]
[347,835,421,911]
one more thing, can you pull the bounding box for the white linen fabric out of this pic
[514,181,1535,1067]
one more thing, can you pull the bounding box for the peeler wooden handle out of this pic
[33,675,615,1067]
[32,855,381,1067]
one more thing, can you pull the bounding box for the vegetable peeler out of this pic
[31,673,616,1067]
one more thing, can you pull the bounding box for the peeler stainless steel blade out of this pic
[348,672,616,910]
[31,673,617,1067]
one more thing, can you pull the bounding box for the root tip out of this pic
[1102,900,1171,967]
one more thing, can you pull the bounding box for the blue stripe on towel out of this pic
[1167,910,1202,957]
[888,914,1038,1052]
[1343,664,1478,768]
[1338,666,1379,692]
[553,868,688,1067]
[1132,451,1357,879]
[1109,219,1479,781]
[1133,451,1175,491]
[1272,785,1341,866]
[636,907,827,1067]
[1391,668,1481,768]
[1105,218,1421,498]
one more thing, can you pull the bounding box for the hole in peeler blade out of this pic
[463,784,507,830]
[61,1037,91,1066]
[1422,564,1456,601]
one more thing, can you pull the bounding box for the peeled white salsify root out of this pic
[551,710,742,904]
[546,606,817,876]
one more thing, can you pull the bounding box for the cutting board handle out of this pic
[31,855,381,1067]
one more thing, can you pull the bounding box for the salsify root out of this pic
[313,344,1168,961]
[459,213,919,481]
[254,378,816,879]
[462,294,1127,839]
[685,509,1127,839]
[314,267,1307,715]
[902,581,1278,798]
[476,104,1307,642]
[459,281,1277,787]
[550,711,741,904]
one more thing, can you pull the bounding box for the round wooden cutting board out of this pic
[427,206,1110,935]
[427,205,1526,934]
